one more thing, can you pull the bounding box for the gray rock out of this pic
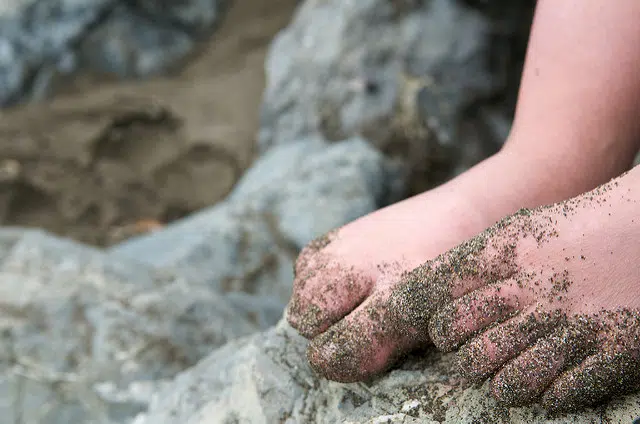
[230,136,405,248]
[258,0,495,165]
[0,0,226,106]
[0,135,401,423]
[136,320,640,424]
[0,228,260,424]
[132,0,226,33]
[0,0,111,105]
[77,4,196,78]
[110,137,404,303]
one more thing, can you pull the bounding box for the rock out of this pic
[229,136,406,248]
[110,137,404,304]
[136,320,640,424]
[0,228,262,424]
[131,0,225,33]
[258,0,496,190]
[0,135,402,423]
[77,4,195,78]
[0,0,227,106]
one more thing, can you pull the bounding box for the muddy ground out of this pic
[0,0,298,246]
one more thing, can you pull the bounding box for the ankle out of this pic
[502,128,638,203]
[444,146,585,229]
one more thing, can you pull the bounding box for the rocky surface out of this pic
[0,0,227,106]
[0,136,402,424]
[0,228,259,424]
[258,0,501,193]
[3,0,639,423]
[111,137,404,303]
[136,320,640,424]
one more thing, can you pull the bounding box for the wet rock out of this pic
[0,0,227,106]
[258,0,496,190]
[0,228,260,424]
[136,320,640,424]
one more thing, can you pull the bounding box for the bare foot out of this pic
[425,168,640,412]
[286,0,640,401]
[286,145,613,383]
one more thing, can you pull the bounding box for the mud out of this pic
[0,0,298,246]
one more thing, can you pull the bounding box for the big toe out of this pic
[287,263,373,339]
[306,289,425,382]
[286,232,375,338]
[306,265,445,382]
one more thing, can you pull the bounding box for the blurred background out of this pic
[0,0,535,247]
[0,1,541,423]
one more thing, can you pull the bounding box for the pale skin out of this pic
[286,0,640,412]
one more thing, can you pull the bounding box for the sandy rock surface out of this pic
[137,320,640,424]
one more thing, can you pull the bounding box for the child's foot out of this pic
[423,168,640,411]
[286,144,616,383]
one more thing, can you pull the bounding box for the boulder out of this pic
[136,320,640,424]
[0,228,259,424]
[258,0,498,189]
[0,0,227,106]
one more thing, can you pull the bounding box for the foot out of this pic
[427,168,640,412]
[286,145,609,383]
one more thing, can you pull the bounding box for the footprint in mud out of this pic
[0,91,246,247]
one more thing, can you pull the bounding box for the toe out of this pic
[287,232,374,338]
[491,320,599,406]
[287,262,373,338]
[428,278,533,352]
[307,283,433,382]
[426,233,520,299]
[306,258,465,382]
[542,313,640,412]
[456,305,562,382]
[541,344,640,412]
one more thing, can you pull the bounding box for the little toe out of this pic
[428,278,533,352]
[542,314,640,412]
[456,305,563,382]
[541,343,640,412]
[491,320,599,407]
